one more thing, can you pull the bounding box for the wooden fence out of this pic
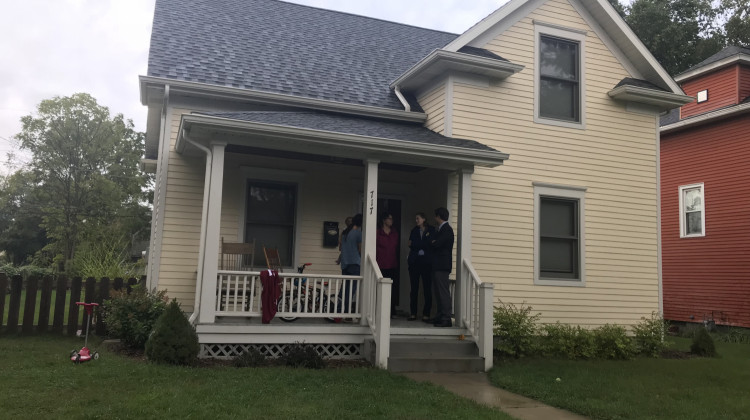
[0,273,146,335]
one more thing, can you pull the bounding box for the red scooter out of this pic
[70,302,100,364]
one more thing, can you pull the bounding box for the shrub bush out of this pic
[714,328,750,345]
[281,343,325,369]
[593,324,634,360]
[493,302,541,358]
[145,299,200,365]
[541,323,596,359]
[234,347,267,368]
[632,312,670,357]
[691,327,717,357]
[103,286,168,349]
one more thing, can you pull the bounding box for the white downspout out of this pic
[186,131,212,325]
[394,86,411,112]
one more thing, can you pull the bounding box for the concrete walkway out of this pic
[404,372,588,420]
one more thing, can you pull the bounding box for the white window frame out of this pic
[533,183,586,287]
[534,21,587,130]
[678,183,705,238]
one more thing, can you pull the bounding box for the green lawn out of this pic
[489,337,750,420]
[0,336,513,419]
[2,290,86,327]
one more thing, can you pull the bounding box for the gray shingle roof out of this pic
[148,0,461,110]
[457,46,508,61]
[676,45,750,77]
[659,108,680,127]
[615,77,668,92]
[196,111,498,152]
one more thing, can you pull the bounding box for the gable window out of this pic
[534,22,586,129]
[245,181,297,266]
[540,36,580,122]
[679,183,705,238]
[534,184,586,286]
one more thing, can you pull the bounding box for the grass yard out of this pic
[0,336,513,419]
[489,337,750,420]
[2,290,86,326]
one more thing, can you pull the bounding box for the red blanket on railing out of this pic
[260,270,281,324]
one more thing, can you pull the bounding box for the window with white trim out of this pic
[534,185,586,286]
[534,23,586,129]
[245,181,297,266]
[679,183,705,238]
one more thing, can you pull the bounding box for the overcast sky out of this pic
[1,0,522,172]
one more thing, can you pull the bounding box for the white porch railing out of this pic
[215,270,362,319]
[362,254,391,368]
[461,259,494,371]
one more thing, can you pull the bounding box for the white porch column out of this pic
[455,167,473,327]
[360,159,379,327]
[198,141,227,324]
[362,160,379,266]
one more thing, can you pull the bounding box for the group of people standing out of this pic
[338,207,454,328]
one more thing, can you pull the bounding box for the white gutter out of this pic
[177,114,510,168]
[393,86,411,112]
[185,130,213,325]
[608,85,694,110]
[139,76,426,123]
[661,102,750,133]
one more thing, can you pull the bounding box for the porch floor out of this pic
[207,316,467,337]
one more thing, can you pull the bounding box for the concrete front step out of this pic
[387,338,485,373]
[390,338,478,357]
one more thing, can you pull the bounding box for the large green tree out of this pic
[0,170,48,265]
[627,0,724,76]
[14,93,150,271]
[720,0,750,46]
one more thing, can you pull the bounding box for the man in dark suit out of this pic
[430,207,454,327]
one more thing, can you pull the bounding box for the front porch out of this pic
[172,111,506,370]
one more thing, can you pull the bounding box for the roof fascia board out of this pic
[660,102,750,133]
[608,85,693,110]
[443,0,542,52]
[444,0,680,94]
[674,54,750,83]
[139,76,427,124]
[586,0,682,93]
[566,0,642,79]
[177,114,509,168]
[389,50,524,91]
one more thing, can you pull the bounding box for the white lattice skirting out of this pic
[200,343,363,359]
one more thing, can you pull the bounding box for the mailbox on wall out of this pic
[323,221,339,247]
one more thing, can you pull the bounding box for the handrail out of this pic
[461,257,494,372]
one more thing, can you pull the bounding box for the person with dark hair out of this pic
[335,216,353,266]
[336,213,362,321]
[430,207,454,327]
[407,212,435,321]
[376,211,400,318]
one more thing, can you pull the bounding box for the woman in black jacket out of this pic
[407,212,435,321]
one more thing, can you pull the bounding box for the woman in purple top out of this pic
[376,211,399,317]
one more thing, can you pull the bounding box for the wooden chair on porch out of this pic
[263,246,283,272]
[220,237,256,271]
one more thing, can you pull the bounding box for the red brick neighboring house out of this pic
[660,46,750,328]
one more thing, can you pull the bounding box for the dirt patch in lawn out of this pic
[660,349,697,359]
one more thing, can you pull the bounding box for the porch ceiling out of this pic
[176,111,509,169]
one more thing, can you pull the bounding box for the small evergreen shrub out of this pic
[493,302,541,358]
[541,323,596,359]
[234,348,267,368]
[103,286,168,349]
[690,327,717,357]
[632,312,670,357]
[593,324,634,360]
[282,343,325,369]
[145,299,200,365]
